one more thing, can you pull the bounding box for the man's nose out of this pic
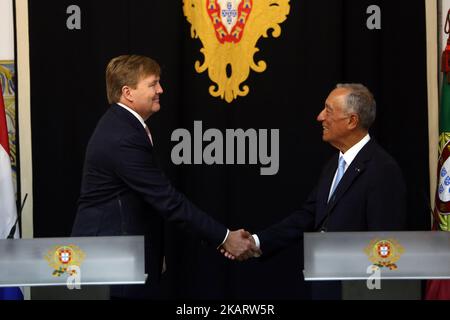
[157,83,163,94]
[317,109,325,122]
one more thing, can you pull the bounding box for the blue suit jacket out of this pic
[258,139,407,255]
[72,104,227,296]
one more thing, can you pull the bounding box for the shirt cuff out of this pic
[252,234,260,249]
[218,229,230,249]
[252,234,261,257]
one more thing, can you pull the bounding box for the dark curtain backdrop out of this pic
[28,0,429,299]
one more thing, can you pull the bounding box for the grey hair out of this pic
[336,83,376,130]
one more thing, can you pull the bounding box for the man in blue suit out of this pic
[72,55,258,299]
[223,84,407,299]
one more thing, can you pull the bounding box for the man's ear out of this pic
[121,86,133,102]
[347,113,359,130]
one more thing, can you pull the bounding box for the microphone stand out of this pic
[7,193,28,239]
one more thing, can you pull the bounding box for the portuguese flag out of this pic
[0,81,23,300]
[425,9,450,300]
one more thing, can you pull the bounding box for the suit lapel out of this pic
[111,104,154,149]
[326,160,366,210]
[314,140,376,230]
[314,156,338,228]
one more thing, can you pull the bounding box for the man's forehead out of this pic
[330,87,349,98]
[141,74,160,81]
[325,91,347,112]
[327,88,348,104]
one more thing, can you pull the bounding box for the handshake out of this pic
[219,229,262,261]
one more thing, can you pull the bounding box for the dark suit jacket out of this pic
[72,104,227,298]
[258,139,407,299]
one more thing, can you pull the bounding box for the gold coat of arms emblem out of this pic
[44,244,86,277]
[183,0,291,103]
[364,238,404,270]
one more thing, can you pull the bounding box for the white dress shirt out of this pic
[117,103,153,145]
[327,134,371,199]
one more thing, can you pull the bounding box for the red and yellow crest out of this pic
[183,0,290,103]
[44,244,86,277]
[364,238,404,270]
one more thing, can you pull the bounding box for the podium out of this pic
[0,236,145,287]
[303,231,450,281]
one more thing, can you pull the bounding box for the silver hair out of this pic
[336,83,376,130]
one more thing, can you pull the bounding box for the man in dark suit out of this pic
[223,83,407,299]
[72,55,258,299]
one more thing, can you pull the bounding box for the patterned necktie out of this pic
[144,126,153,146]
[329,155,346,200]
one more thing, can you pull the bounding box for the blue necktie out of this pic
[329,156,346,201]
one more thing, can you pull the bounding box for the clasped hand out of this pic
[220,229,261,261]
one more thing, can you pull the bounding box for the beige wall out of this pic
[15,0,33,240]
[15,0,32,300]
[428,0,439,212]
